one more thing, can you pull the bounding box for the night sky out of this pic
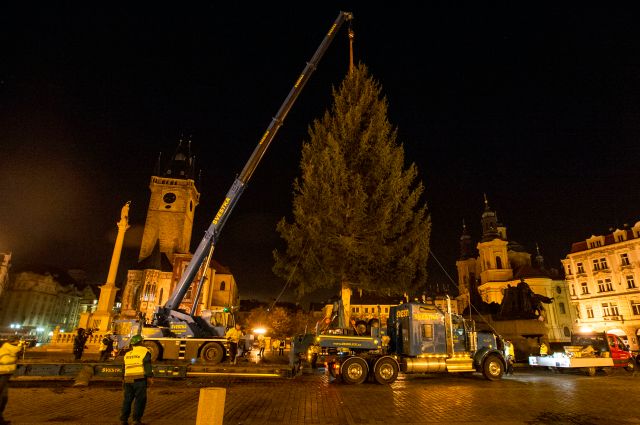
[2,4,640,302]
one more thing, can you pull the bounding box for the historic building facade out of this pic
[562,221,640,350]
[0,267,83,339]
[456,197,575,343]
[120,140,239,320]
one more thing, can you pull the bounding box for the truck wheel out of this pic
[142,341,160,361]
[341,357,368,385]
[373,357,398,384]
[482,354,504,381]
[200,342,224,364]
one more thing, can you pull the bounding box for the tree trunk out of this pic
[340,282,351,330]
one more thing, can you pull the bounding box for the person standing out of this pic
[278,338,285,356]
[225,324,243,365]
[257,334,266,358]
[120,335,153,425]
[73,328,88,361]
[504,340,515,375]
[99,332,115,362]
[0,336,24,425]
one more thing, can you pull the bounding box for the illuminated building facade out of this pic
[562,222,640,350]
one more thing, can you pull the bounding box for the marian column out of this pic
[79,201,131,332]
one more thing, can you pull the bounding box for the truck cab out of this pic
[572,332,634,370]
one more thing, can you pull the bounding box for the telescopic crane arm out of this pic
[158,11,354,320]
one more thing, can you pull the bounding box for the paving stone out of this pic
[5,368,640,424]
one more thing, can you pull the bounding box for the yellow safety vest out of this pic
[124,345,149,379]
[0,342,21,374]
[540,343,548,356]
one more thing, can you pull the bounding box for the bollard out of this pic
[196,387,226,425]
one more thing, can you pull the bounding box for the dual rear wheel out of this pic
[338,356,399,385]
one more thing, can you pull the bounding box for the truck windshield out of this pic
[572,334,607,351]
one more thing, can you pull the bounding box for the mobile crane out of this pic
[300,297,507,384]
[116,11,354,364]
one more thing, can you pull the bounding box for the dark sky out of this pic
[1,4,639,302]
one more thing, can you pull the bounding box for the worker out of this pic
[539,341,549,356]
[120,335,154,425]
[99,331,115,362]
[0,335,24,425]
[225,323,243,365]
[257,334,266,358]
[504,340,515,375]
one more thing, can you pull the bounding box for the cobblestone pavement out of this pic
[5,367,640,425]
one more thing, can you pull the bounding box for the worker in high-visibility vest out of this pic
[0,335,24,424]
[539,341,549,356]
[120,335,153,425]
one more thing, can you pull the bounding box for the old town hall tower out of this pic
[138,140,200,262]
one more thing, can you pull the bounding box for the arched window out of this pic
[220,281,226,291]
[496,256,503,269]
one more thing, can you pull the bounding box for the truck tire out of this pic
[142,341,160,361]
[482,354,504,381]
[625,360,635,373]
[200,342,224,364]
[373,357,398,385]
[341,357,368,385]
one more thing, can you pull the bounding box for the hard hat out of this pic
[130,335,144,345]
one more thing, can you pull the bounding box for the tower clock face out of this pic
[163,192,177,204]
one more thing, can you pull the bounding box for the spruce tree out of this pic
[273,64,431,304]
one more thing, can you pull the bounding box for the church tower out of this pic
[139,139,200,262]
[476,195,513,302]
[456,220,477,313]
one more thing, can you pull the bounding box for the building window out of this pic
[597,280,605,293]
[566,264,572,275]
[352,307,357,313]
[621,253,631,266]
[570,284,576,296]
[586,305,594,318]
[611,302,619,316]
[575,305,581,319]
[617,234,624,242]
[605,278,613,292]
[559,302,566,314]
[384,307,389,313]
[496,256,503,269]
[627,275,636,289]
[581,282,589,294]
[632,301,640,316]
[600,258,608,270]
[602,303,611,317]
[220,281,226,291]
[364,307,369,313]
[592,259,600,271]
[577,263,585,274]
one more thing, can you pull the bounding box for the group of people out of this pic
[72,328,115,362]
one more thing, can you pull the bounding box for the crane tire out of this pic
[200,342,224,364]
[142,341,161,362]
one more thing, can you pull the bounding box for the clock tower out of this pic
[139,140,200,262]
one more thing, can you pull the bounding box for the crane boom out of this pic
[159,11,354,318]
